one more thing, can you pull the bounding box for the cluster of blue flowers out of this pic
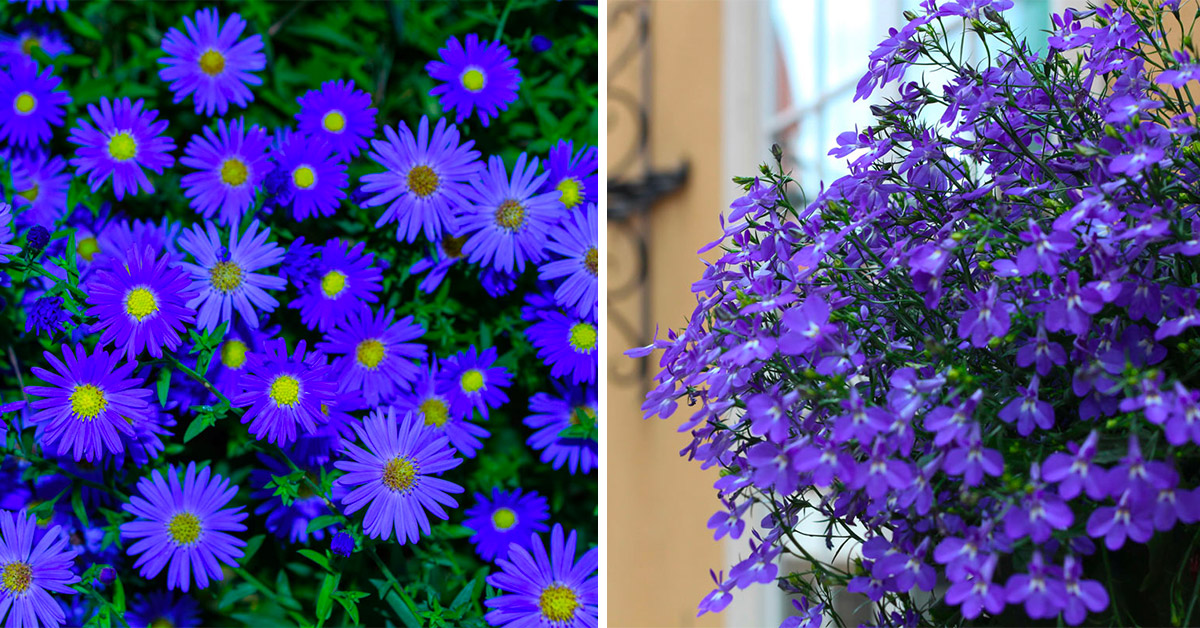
[0,1,597,626]
[635,0,1200,626]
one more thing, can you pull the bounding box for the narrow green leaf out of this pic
[298,549,331,571]
[71,490,90,529]
[113,575,125,612]
[62,11,103,40]
[383,590,421,628]
[241,534,266,563]
[449,578,475,610]
[182,414,211,443]
[316,572,339,620]
[156,369,172,408]
[306,514,340,534]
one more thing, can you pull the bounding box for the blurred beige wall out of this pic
[607,1,726,626]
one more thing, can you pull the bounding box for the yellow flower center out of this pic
[150,618,174,628]
[571,405,596,426]
[269,375,301,407]
[420,398,450,427]
[491,507,517,531]
[17,183,39,202]
[209,261,243,294]
[355,339,386,369]
[322,110,346,133]
[20,36,40,56]
[220,158,249,187]
[198,49,225,76]
[321,270,347,298]
[77,237,101,262]
[556,177,582,209]
[0,562,32,594]
[167,512,201,545]
[460,369,485,393]
[70,384,107,420]
[220,340,248,369]
[568,322,597,352]
[442,234,468,259]
[407,165,440,198]
[14,92,35,115]
[108,132,137,161]
[293,165,316,190]
[382,456,418,492]
[461,68,485,92]
[584,247,598,276]
[538,584,580,623]
[125,287,158,321]
[494,200,526,231]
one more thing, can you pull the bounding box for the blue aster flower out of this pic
[178,219,287,332]
[24,343,154,462]
[484,524,598,628]
[316,306,426,406]
[426,34,521,127]
[159,8,265,116]
[0,59,70,148]
[524,384,598,474]
[180,117,272,227]
[541,140,597,214]
[360,115,481,243]
[0,510,81,628]
[10,152,69,230]
[93,217,184,272]
[540,202,598,320]
[270,134,347,221]
[120,462,248,592]
[296,79,376,161]
[0,202,19,263]
[288,239,382,333]
[463,487,549,562]
[202,321,278,402]
[250,454,333,544]
[334,407,464,543]
[126,591,201,628]
[85,245,197,361]
[9,0,67,13]
[525,307,597,385]
[460,153,561,274]
[393,358,490,458]
[233,338,338,446]
[408,233,469,294]
[436,346,511,421]
[0,23,73,67]
[67,96,176,201]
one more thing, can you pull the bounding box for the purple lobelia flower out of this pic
[1061,555,1109,626]
[777,294,836,356]
[1044,271,1103,337]
[1004,463,1073,543]
[943,424,1003,487]
[997,376,1055,436]
[957,284,1011,347]
[1004,551,1065,620]
[1015,326,1067,376]
[945,554,1006,620]
[1015,218,1074,277]
[1042,431,1110,501]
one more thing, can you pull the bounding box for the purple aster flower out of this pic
[126,591,201,628]
[180,117,272,226]
[24,343,153,462]
[392,358,490,459]
[408,233,469,293]
[0,23,72,66]
[178,220,286,331]
[361,115,481,243]
[464,487,550,562]
[539,202,598,320]
[67,96,176,200]
[296,79,376,160]
[998,375,1055,436]
[0,202,19,263]
[24,295,66,337]
[0,510,80,628]
[10,0,67,13]
[525,309,597,385]
[158,8,265,116]
[523,384,598,474]
[84,245,197,361]
[484,524,598,627]
[288,239,382,334]
[270,134,347,221]
[1061,555,1109,625]
[460,153,561,274]
[437,345,512,421]
[426,34,521,127]
[92,217,184,272]
[541,140,598,214]
[316,306,427,406]
[0,60,70,148]
[330,531,354,557]
[1004,551,1065,620]
[120,462,248,592]
[10,152,69,229]
[334,407,464,543]
[233,338,337,446]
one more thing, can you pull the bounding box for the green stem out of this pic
[493,0,516,41]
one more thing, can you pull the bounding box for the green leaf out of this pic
[62,11,103,40]
[298,549,331,571]
[182,413,213,443]
[383,590,422,628]
[29,45,52,68]
[71,489,90,529]
[113,575,126,612]
[241,534,266,563]
[217,582,257,610]
[316,572,339,620]
[449,578,476,611]
[306,514,340,534]
[157,369,172,408]
[333,591,368,626]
